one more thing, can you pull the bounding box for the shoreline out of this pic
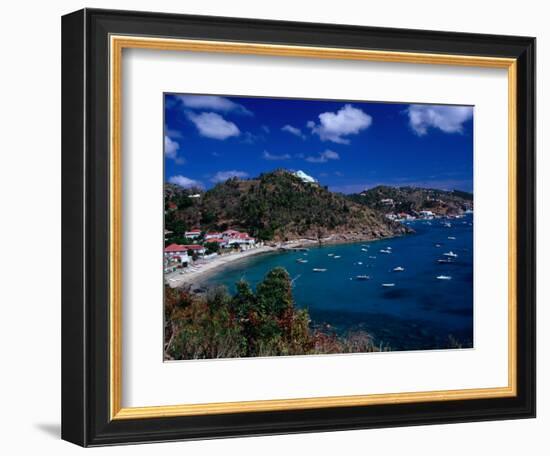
[277,231,410,249]
[165,245,276,289]
[165,233,409,290]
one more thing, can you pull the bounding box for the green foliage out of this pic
[164,267,378,360]
[165,217,188,236]
[256,267,293,316]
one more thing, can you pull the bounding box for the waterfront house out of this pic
[226,232,256,249]
[398,212,415,221]
[183,244,206,257]
[164,243,190,268]
[419,210,435,219]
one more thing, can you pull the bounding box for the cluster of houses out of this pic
[164,229,258,273]
[385,210,436,222]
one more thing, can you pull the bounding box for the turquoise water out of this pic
[203,214,474,351]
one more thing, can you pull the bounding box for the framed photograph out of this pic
[62,8,535,446]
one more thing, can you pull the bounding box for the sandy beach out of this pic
[165,245,276,288]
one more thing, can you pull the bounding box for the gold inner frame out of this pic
[109,35,518,420]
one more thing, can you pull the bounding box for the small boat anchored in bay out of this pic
[437,258,454,264]
[313,268,327,272]
[443,251,458,258]
[436,275,452,280]
[393,266,405,272]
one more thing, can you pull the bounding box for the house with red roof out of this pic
[184,244,206,255]
[184,229,202,239]
[204,237,228,248]
[163,243,190,271]
[225,231,256,249]
[221,229,241,239]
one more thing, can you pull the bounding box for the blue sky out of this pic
[164,94,474,194]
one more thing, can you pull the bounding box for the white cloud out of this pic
[407,105,473,136]
[211,170,249,183]
[164,136,179,159]
[168,175,202,189]
[282,124,306,139]
[164,136,185,164]
[263,150,291,161]
[176,95,252,115]
[187,112,240,140]
[308,104,372,144]
[305,149,340,163]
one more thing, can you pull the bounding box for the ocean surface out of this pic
[203,214,474,351]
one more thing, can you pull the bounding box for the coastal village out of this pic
[164,228,268,286]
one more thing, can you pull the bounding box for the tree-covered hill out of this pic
[348,185,473,217]
[165,170,409,242]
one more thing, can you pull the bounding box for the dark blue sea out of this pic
[203,214,474,351]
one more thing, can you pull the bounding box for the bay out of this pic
[203,214,474,351]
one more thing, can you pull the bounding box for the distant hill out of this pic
[164,170,410,243]
[348,185,473,217]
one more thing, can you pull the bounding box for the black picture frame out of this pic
[62,8,536,447]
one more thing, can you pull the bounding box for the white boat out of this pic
[333,255,341,259]
[448,236,456,240]
[393,266,405,272]
[361,248,368,252]
[443,251,458,258]
[382,283,395,287]
[313,268,327,272]
[443,222,452,228]
[328,253,334,257]
[368,256,377,259]
[355,275,371,281]
[437,258,454,264]
[436,275,452,280]
[357,261,363,265]
[380,249,392,254]
[296,258,308,263]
